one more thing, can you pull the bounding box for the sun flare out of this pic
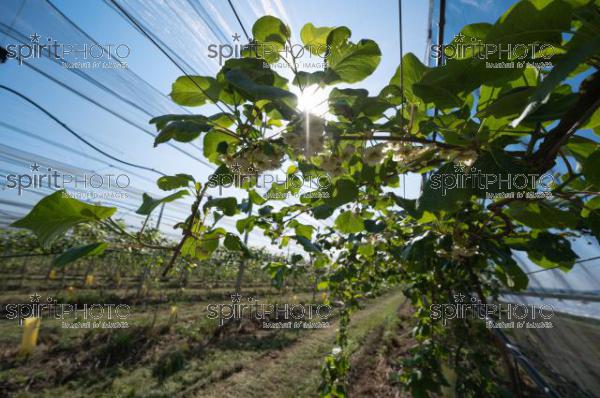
[296,86,331,116]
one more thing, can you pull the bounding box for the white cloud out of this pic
[259,0,292,26]
[205,0,235,37]
[459,0,493,10]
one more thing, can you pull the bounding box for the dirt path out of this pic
[192,291,406,398]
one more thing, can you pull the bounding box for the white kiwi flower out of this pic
[363,144,386,166]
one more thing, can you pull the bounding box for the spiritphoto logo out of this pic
[207,162,331,199]
[207,293,332,329]
[430,33,556,69]
[207,32,330,67]
[3,292,131,329]
[429,293,554,329]
[5,32,130,68]
[2,162,131,197]
[431,163,555,198]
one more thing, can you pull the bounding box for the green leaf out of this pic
[170,76,222,106]
[480,240,529,291]
[327,88,391,122]
[512,35,600,126]
[334,211,364,233]
[300,23,333,55]
[400,231,435,273]
[209,164,234,186]
[203,197,238,216]
[469,150,533,197]
[327,178,359,207]
[387,53,428,104]
[289,220,314,239]
[219,59,296,117]
[390,194,422,218]
[220,58,279,85]
[324,27,381,84]
[524,88,578,123]
[224,233,251,256]
[328,88,368,119]
[149,114,211,130]
[478,87,537,118]
[259,205,274,216]
[412,84,464,109]
[586,209,600,241]
[582,107,600,130]
[417,163,473,212]
[357,244,375,258]
[293,235,321,252]
[11,190,116,249]
[506,201,579,229]
[247,16,290,64]
[136,191,189,216]
[295,224,314,239]
[253,16,290,46]
[312,204,335,219]
[209,112,236,128]
[263,261,290,289]
[364,219,386,233]
[485,0,572,45]
[181,228,224,260]
[248,189,267,205]
[225,69,297,109]
[53,243,107,267]
[582,196,600,217]
[154,120,211,147]
[157,174,194,191]
[293,71,329,88]
[527,232,578,270]
[236,216,255,234]
[413,60,480,108]
[477,67,539,113]
[583,150,600,188]
[203,130,239,163]
[495,260,529,291]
